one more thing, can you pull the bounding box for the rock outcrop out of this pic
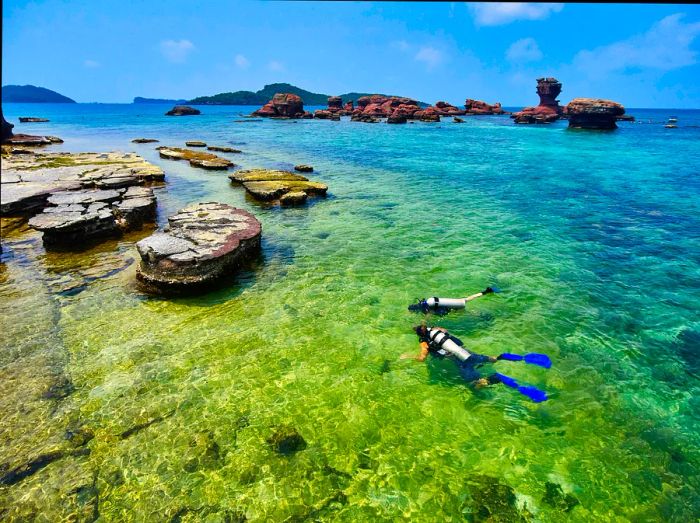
[433,101,466,116]
[464,99,507,115]
[132,138,159,143]
[135,202,262,294]
[412,107,441,122]
[19,117,50,123]
[28,186,156,246]
[252,93,309,118]
[314,96,353,119]
[1,109,14,142]
[1,151,164,216]
[185,141,207,147]
[157,147,234,170]
[294,164,313,173]
[565,98,626,130]
[351,95,422,121]
[165,105,201,116]
[229,169,328,204]
[207,145,241,153]
[512,77,563,124]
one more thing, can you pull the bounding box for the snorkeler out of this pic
[408,286,499,315]
[402,325,550,402]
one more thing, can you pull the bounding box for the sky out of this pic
[3,1,700,107]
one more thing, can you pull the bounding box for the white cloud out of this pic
[506,38,542,62]
[235,54,250,69]
[573,14,700,77]
[83,59,101,68]
[160,39,194,63]
[469,3,563,26]
[415,46,444,70]
[268,60,285,72]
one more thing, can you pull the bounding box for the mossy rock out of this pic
[243,180,328,201]
[157,147,233,169]
[543,481,579,512]
[465,475,528,523]
[280,191,308,205]
[266,425,307,455]
[229,169,308,183]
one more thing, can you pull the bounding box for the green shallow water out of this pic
[1,104,699,521]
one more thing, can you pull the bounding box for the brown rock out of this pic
[294,164,313,173]
[279,191,308,206]
[207,145,242,153]
[132,138,159,143]
[464,99,507,115]
[566,98,626,130]
[252,93,305,118]
[433,101,466,116]
[185,141,207,147]
[512,77,563,124]
[136,202,262,294]
[165,105,201,116]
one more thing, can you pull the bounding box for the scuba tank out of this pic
[408,287,499,315]
[426,328,471,361]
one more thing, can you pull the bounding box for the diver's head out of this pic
[414,324,427,337]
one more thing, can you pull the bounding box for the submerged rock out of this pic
[136,202,262,294]
[566,98,626,130]
[157,146,233,170]
[207,145,242,153]
[453,117,464,123]
[543,481,579,512]
[229,168,327,204]
[165,105,201,116]
[19,117,50,123]
[267,426,307,455]
[466,475,528,522]
[131,138,159,143]
[185,140,207,147]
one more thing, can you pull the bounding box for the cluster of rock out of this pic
[512,78,563,124]
[165,105,200,116]
[2,109,63,146]
[157,146,234,170]
[135,202,262,294]
[464,99,507,115]
[251,93,313,119]
[1,151,164,246]
[314,97,353,120]
[511,77,629,129]
[229,168,327,205]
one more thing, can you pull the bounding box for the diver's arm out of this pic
[401,342,430,361]
[464,292,484,302]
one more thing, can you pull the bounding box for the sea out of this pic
[1,103,699,522]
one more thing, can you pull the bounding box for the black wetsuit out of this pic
[418,329,501,385]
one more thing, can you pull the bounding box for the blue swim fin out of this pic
[494,373,548,403]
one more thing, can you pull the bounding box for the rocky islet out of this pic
[229,168,328,204]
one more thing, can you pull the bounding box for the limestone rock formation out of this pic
[28,186,156,246]
[464,99,507,115]
[566,98,626,130]
[165,105,201,116]
[229,169,327,204]
[135,202,262,294]
[157,146,233,170]
[1,151,164,216]
[512,77,563,124]
[252,93,306,118]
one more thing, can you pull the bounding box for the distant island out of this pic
[137,83,429,107]
[2,84,76,103]
[133,96,188,105]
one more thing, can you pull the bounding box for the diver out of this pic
[402,325,551,402]
[408,286,499,315]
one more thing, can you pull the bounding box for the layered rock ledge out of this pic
[28,186,156,246]
[157,146,234,170]
[566,98,626,130]
[1,151,164,216]
[229,169,327,205]
[135,202,262,294]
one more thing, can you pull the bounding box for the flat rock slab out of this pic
[157,147,233,170]
[28,186,156,246]
[131,138,159,143]
[229,168,328,203]
[185,141,207,147]
[136,202,262,294]
[1,151,164,215]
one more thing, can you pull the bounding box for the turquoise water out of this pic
[1,103,699,521]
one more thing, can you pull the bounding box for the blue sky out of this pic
[4,1,700,107]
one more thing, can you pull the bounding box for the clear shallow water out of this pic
[1,103,699,521]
